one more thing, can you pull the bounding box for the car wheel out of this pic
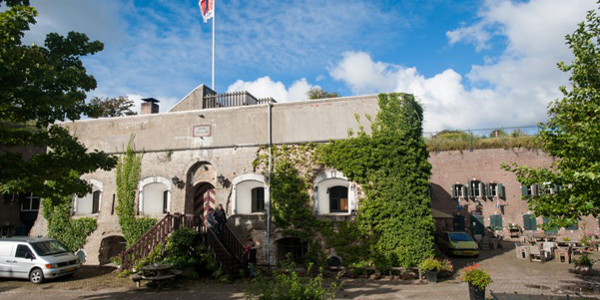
[29,268,44,284]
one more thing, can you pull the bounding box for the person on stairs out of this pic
[214,204,227,238]
[206,208,219,235]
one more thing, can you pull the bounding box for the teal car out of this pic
[437,231,480,257]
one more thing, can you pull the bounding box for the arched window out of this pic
[74,181,102,215]
[231,174,266,215]
[141,182,170,215]
[329,186,348,213]
[251,187,265,213]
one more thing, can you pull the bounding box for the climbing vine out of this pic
[254,144,368,265]
[116,137,156,247]
[318,93,435,267]
[254,93,434,268]
[43,195,97,252]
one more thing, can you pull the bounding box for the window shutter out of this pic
[498,183,505,199]
[479,182,485,198]
[523,215,530,230]
[532,184,539,196]
[521,185,528,197]
[461,185,468,199]
[468,181,474,198]
[452,184,457,198]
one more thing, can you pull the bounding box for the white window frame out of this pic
[231,173,267,215]
[138,176,172,215]
[314,170,355,216]
[73,179,103,216]
[20,193,40,212]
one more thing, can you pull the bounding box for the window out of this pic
[451,184,465,198]
[468,180,485,199]
[92,190,101,214]
[329,186,348,213]
[141,181,170,215]
[20,193,40,211]
[251,187,265,212]
[490,215,503,230]
[523,214,537,231]
[15,245,34,259]
[566,222,579,231]
[163,191,168,213]
[74,184,101,215]
[486,183,505,199]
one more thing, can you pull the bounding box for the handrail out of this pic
[121,213,173,269]
[205,226,234,275]
[223,223,246,262]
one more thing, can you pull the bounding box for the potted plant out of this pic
[438,259,454,278]
[574,255,595,275]
[419,257,443,283]
[461,264,491,300]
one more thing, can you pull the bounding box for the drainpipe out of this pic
[266,99,273,269]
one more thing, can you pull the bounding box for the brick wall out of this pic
[429,148,599,240]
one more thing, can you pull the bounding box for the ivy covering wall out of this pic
[318,93,435,267]
[43,195,97,252]
[116,138,156,247]
[255,93,434,268]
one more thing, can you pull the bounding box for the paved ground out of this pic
[1,242,600,300]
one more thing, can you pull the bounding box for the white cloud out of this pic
[226,77,316,102]
[329,1,596,132]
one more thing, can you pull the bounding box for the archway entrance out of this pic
[194,182,216,218]
[276,237,308,264]
[98,235,127,265]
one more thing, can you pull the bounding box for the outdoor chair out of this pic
[542,242,556,260]
[481,236,492,250]
[528,245,546,263]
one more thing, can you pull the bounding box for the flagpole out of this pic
[211,0,216,91]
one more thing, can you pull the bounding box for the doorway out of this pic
[194,182,216,217]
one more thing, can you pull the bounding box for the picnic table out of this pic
[131,263,179,289]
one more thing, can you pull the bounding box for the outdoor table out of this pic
[139,264,175,289]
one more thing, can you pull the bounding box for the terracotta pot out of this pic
[468,283,486,300]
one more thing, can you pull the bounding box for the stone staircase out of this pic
[120,212,245,278]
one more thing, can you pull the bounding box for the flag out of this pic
[199,0,214,23]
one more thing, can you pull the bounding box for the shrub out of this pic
[419,258,443,272]
[245,258,341,300]
[574,255,595,267]
[461,264,491,290]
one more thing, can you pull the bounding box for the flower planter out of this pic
[575,264,592,275]
[468,283,486,300]
[424,271,438,283]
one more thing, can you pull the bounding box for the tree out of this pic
[89,96,137,118]
[0,0,116,198]
[307,87,340,99]
[507,4,600,228]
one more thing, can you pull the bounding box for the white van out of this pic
[0,237,81,283]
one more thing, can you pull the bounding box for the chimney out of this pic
[141,98,159,115]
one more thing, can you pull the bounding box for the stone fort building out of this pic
[28,85,600,266]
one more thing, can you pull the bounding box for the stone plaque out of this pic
[193,125,211,137]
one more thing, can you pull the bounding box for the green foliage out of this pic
[426,133,539,152]
[461,264,491,290]
[89,96,137,118]
[307,87,340,100]
[133,243,164,271]
[574,254,595,266]
[0,1,116,198]
[318,93,435,267]
[245,258,341,300]
[116,137,155,247]
[505,5,600,229]
[42,195,97,252]
[418,257,443,272]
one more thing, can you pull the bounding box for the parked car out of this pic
[0,237,81,283]
[437,231,480,257]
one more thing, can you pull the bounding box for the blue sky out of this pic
[27,0,597,132]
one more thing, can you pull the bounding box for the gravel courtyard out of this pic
[1,242,600,300]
